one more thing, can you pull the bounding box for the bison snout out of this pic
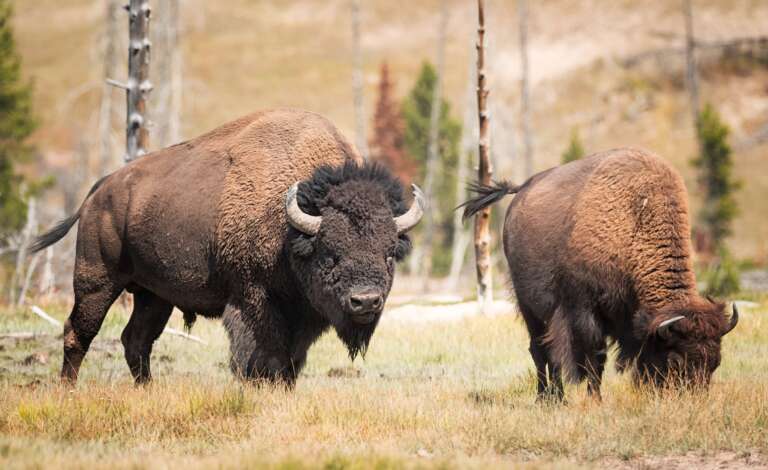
[346,288,384,323]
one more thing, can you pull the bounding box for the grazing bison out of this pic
[461,148,738,400]
[31,108,424,385]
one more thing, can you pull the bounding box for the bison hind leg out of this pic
[518,302,564,402]
[62,270,125,385]
[121,289,173,384]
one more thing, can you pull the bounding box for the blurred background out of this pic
[1,0,766,305]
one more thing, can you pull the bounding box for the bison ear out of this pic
[394,235,412,261]
[633,310,686,340]
[655,315,686,340]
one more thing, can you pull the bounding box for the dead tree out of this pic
[474,0,493,312]
[97,0,120,176]
[38,246,55,298]
[448,41,478,289]
[419,0,449,287]
[9,197,36,305]
[109,0,153,162]
[351,0,369,159]
[518,0,533,177]
[684,0,701,131]
[153,0,182,148]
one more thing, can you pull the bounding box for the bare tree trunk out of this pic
[448,43,479,290]
[518,0,533,178]
[351,0,369,159]
[17,252,41,307]
[474,0,493,313]
[153,0,182,148]
[684,0,701,131]
[9,197,36,306]
[97,0,120,177]
[38,246,55,298]
[418,0,449,289]
[125,0,152,162]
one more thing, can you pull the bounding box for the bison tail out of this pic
[29,175,109,253]
[458,180,520,222]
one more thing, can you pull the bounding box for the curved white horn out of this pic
[658,315,686,329]
[394,184,426,234]
[723,303,739,335]
[285,183,322,235]
[656,315,686,339]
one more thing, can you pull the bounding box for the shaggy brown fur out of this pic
[461,148,737,400]
[32,108,416,386]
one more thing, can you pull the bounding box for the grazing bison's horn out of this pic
[724,303,739,335]
[656,315,686,338]
[285,183,322,235]
[394,184,426,234]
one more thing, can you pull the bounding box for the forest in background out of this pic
[2,0,767,302]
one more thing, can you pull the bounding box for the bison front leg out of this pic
[222,293,296,386]
[121,289,173,384]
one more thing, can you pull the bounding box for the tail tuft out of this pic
[458,180,520,222]
[29,214,80,253]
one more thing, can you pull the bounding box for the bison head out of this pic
[285,163,424,358]
[634,297,738,388]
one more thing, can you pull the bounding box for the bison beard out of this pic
[337,318,379,360]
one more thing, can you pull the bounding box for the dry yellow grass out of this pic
[1,296,766,469]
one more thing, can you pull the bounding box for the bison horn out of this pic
[656,315,686,338]
[394,184,426,234]
[724,303,739,335]
[285,183,322,235]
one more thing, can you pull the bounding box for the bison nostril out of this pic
[348,290,383,314]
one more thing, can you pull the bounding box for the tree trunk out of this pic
[9,197,36,305]
[351,0,369,159]
[97,0,120,177]
[474,0,493,313]
[448,41,479,290]
[125,0,152,162]
[38,246,55,298]
[419,0,449,289]
[518,0,533,178]
[684,0,701,131]
[153,0,182,148]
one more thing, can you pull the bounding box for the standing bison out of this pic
[32,108,424,385]
[461,148,737,400]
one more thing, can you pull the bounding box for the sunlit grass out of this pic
[0,296,766,468]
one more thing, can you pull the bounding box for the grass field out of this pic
[1,294,766,469]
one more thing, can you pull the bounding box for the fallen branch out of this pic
[30,305,63,327]
[0,332,53,340]
[164,327,206,345]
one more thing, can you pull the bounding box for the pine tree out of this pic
[561,128,585,164]
[0,0,36,243]
[692,103,739,250]
[692,103,740,295]
[401,61,461,274]
[369,63,415,185]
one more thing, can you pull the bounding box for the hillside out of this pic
[10,0,768,260]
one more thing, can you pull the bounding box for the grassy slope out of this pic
[10,0,768,261]
[0,298,766,468]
